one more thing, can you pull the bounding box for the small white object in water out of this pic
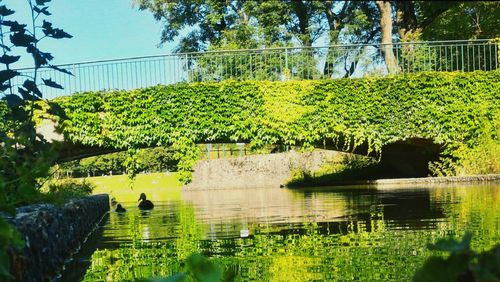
[240,229,250,238]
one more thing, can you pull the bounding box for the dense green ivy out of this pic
[51,71,500,182]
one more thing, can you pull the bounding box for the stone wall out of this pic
[5,194,109,282]
[187,150,340,190]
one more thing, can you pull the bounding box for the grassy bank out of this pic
[84,172,183,203]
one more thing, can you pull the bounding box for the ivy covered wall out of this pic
[50,70,499,181]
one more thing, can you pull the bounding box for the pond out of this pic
[60,183,499,281]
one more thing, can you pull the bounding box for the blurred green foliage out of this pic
[136,253,235,282]
[0,219,23,279]
[40,178,95,206]
[413,232,500,282]
[58,147,178,177]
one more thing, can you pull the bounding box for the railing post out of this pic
[184,53,188,82]
[206,144,211,159]
[285,48,289,80]
[461,44,464,71]
[395,43,400,74]
[495,41,499,70]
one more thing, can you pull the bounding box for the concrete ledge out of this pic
[372,174,500,185]
[289,174,500,188]
[7,194,109,281]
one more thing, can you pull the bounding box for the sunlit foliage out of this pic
[49,71,500,182]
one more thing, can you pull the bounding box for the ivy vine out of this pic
[48,70,499,182]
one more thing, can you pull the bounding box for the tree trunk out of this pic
[291,0,311,46]
[396,1,417,40]
[376,1,398,74]
[323,1,349,77]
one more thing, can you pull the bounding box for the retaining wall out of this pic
[187,150,340,190]
[5,194,109,281]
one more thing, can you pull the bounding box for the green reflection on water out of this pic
[79,184,499,282]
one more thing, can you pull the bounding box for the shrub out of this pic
[41,179,95,205]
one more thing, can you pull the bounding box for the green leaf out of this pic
[48,65,73,76]
[186,253,222,282]
[18,87,40,101]
[428,232,472,254]
[163,273,187,282]
[0,251,11,278]
[26,44,53,67]
[22,79,43,97]
[33,6,51,16]
[412,256,454,282]
[0,44,11,52]
[0,5,15,16]
[42,78,63,89]
[10,32,36,47]
[0,82,10,92]
[0,69,19,84]
[472,245,500,281]
[1,20,26,33]
[2,94,23,107]
[135,273,187,282]
[35,0,51,6]
[42,20,72,39]
[0,54,20,65]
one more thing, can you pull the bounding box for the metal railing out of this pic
[9,39,499,98]
[199,143,291,160]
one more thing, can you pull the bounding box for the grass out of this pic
[82,172,183,203]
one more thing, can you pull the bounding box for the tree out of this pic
[136,0,499,79]
[248,1,381,78]
[135,0,384,50]
[418,1,500,41]
[393,1,500,41]
[376,1,397,74]
[133,0,241,52]
[136,0,384,78]
[392,1,500,73]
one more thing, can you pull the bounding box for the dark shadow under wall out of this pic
[57,213,109,282]
[287,138,443,187]
[379,138,443,178]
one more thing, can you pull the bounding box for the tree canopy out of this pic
[135,0,500,53]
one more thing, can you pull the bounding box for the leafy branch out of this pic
[0,1,72,280]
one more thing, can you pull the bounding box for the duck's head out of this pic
[138,193,147,202]
[117,204,123,209]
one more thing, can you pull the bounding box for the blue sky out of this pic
[4,0,177,68]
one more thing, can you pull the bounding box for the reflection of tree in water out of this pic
[295,187,446,233]
[78,185,499,281]
[339,188,446,231]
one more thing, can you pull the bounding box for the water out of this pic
[60,184,499,281]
